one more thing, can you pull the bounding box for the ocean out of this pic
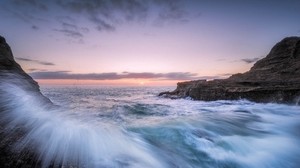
[3,84,300,167]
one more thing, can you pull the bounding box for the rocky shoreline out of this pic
[160,37,300,104]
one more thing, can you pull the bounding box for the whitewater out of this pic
[1,82,300,168]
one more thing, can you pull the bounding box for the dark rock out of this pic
[159,37,300,104]
[0,35,51,167]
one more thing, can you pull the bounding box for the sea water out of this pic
[2,84,300,168]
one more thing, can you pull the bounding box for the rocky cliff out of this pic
[0,36,51,167]
[159,37,300,104]
[0,36,41,92]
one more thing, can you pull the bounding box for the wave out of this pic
[1,74,300,168]
[0,76,167,168]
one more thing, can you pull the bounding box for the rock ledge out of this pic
[160,37,300,104]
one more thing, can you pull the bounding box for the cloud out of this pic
[56,0,149,31]
[241,57,260,64]
[153,0,189,26]
[53,16,90,40]
[27,68,48,72]
[31,25,39,30]
[53,28,83,38]
[7,0,192,33]
[29,71,202,80]
[39,62,55,66]
[59,0,189,31]
[16,57,55,66]
[3,2,49,30]
[12,0,48,10]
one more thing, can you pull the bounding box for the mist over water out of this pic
[1,79,300,167]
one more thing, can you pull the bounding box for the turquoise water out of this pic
[2,84,300,167]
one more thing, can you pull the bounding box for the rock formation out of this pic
[159,37,300,104]
[0,36,39,90]
[0,36,51,167]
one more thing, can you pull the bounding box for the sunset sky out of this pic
[1,0,300,86]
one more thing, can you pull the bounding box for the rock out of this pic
[0,36,40,92]
[0,35,51,167]
[0,36,51,102]
[159,37,300,104]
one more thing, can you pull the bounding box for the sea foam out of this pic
[0,76,166,168]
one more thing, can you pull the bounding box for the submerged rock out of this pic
[160,37,300,104]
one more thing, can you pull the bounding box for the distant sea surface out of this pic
[34,85,300,168]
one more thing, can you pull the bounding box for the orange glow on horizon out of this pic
[36,79,179,86]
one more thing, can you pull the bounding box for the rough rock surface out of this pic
[0,36,51,167]
[159,37,300,104]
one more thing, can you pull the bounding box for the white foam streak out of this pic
[1,83,166,168]
[2,76,300,168]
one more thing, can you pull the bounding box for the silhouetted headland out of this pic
[159,37,300,104]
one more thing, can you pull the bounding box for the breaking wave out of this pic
[1,75,300,167]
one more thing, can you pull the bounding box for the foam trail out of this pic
[2,74,300,168]
[0,76,166,168]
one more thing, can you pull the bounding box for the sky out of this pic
[1,0,300,86]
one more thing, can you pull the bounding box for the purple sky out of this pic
[1,0,300,85]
